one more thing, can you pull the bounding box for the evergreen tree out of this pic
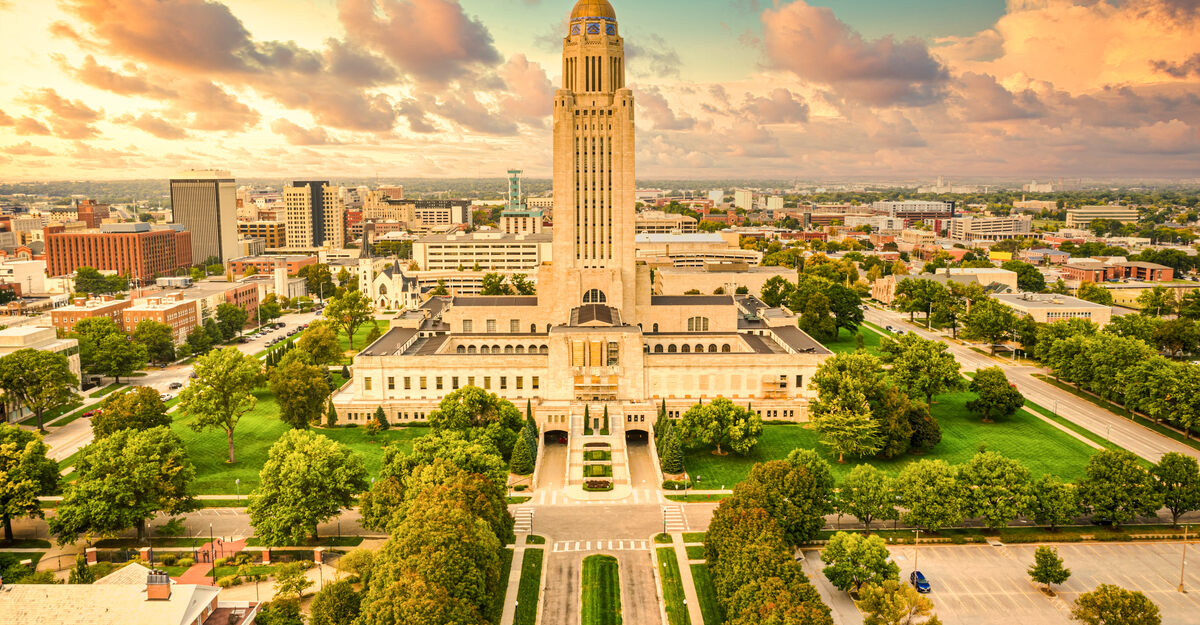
[510,435,535,475]
[68,554,95,584]
[584,405,592,434]
[325,401,338,429]
[602,405,609,433]
[373,406,389,431]
[341,364,350,378]
[661,428,685,474]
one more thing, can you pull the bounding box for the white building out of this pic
[947,216,1033,242]
[413,231,553,271]
[733,189,754,210]
[0,259,46,294]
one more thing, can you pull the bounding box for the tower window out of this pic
[583,289,607,304]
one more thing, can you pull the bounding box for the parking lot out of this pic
[815,542,1200,625]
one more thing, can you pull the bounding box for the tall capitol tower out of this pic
[548,0,639,319]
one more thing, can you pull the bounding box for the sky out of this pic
[0,0,1197,182]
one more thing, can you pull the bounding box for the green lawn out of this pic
[581,554,622,625]
[690,564,721,625]
[491,548,515,624]
[338,320,388,354]
[171,387,427,495]
[682,391,1098,487]
[684,546,704,560]
[19,400,83,427]
[821,324,885,356]
[656,548,691,625]
[514,548,544,625]
[88,382,125,398]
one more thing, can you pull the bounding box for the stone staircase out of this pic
[565,405,631,493]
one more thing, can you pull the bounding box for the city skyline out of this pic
[0,0,1197,182]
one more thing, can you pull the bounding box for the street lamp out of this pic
[1180,525,1190,593]
[914,529,921,573]
[235,478,240,504]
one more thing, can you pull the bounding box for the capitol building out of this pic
[333,0,830,454]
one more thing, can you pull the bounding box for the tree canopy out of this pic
[92,386,170,439]
[177,347,263,464]
[676,397,764,456]
[0,425,59,542]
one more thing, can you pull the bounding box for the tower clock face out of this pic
[606,23,617,35]
[587,22,601,35]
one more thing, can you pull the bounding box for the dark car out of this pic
[910,571,931,593]
[168,382,183,390]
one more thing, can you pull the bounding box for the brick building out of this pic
[236,221,286,249]
[51,296,133,333]
[74,199,110,229]
[229,255,316,276]
[122,292,199,343]
[45,223,192,280]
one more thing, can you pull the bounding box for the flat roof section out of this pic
[650,295,734,306]
[770,326,833,355]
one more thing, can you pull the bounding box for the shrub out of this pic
[215,557,229,567]
[217,575,237,588]
[584,480,612,491]
[159,554,178,566]
[177,558,194,568]
[662,480,686,490]
[514,484,528,491]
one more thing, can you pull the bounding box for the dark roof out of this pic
[358,327,418,357]
[452,296,540,307]
[738,317,768,330]
[651,295,734,306]
[770,326,832,355]
[571,304,619,326]
[421,296,450,318]
[742,333,786,354]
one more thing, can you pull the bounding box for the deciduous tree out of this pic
[94,333,147,383]
[1028,546,1071,593]
[0,349,80,432]
[268,352,330,429]
[734,450,835,545]
[0,425,59,542]
[813,392,881,463]
[92,386,170,438]
[1030,476,1081,530]
[324,291,374,350]
[177,348,263,464]
[298,320,343,365]
[1077,450,1163,527]
[676,397,763,456]
[428,386,523,459]
[1071,584,1161,625]
[856,579,939,625]
[967,367,1025,423]
[50,426,196,542]
[880,333,962,405]
[70,316,123,374]
[1076,282,1114,306]
[820,532,899,593]
[216,302,249,340]
[1151,452,1200,526]
[837,464,897,531]
[896,459,965,532]
[247,430,368,545]
[132,320,176,365]
[962,297,1017,354]
[959,452,1033,529]
[309,579,361,625]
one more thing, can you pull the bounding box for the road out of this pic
[865,307,1200,463]
[37,310,320,462]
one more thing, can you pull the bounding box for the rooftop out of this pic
[452,296,540,307]
[635,233,727,244]
[358,327,419,357]
[994,293,1109,309]
[420,231,552,244]
[651,295,734,306]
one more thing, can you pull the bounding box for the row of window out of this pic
[455,345,549,355]
[365,375,541,392]
[649,344,731,353]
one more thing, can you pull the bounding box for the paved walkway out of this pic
[175,537,246,585]
[670,533,705,625]
[499,540,528,625]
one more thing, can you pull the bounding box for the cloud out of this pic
[1152,53,1200,77]
[2,142,55,156]
[637,86,695,130]
[625,33,681,78]
[0,110,12,126]
[170,81,260,132]
[19,88,102,139]
[337,0,502,83]
[118,113,187,139]
[62,55,178,97]
[737,89,810,124]
[762,1,950,106]
[270,119,339,145]
[14,118,52,136]
[498,54,554,121]
[952,72,1044,122]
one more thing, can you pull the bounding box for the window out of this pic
[419,377,427,390]
[486,319,497,333]
[668,344,677,353]
[531,323,537,333]
[500,376,507,390]
[463,320,473,333]
[722,344,731,353]
[436,377,443,390]
[387,377,395,390]
[404,377,411,390]
[654,344,663,353]
[452,376,460,390]
[516,377,523,390]
[796,375,803,388]
[468,376,476,386]
[607,342,619,366]
[532,376,540,389]
[510,319,520,333]
[484,376,491,389]
[652,323,659,333]
[583,289,607,304]
[681,345,691,353]
[687,317,710,332]
[364,377,372,391]
[457,345,466,354]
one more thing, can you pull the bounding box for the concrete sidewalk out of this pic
[499,541,527,625]
[670,533,705,625]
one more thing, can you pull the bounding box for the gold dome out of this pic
[570,0,616,20]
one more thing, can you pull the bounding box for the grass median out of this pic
[581,554,622,625]
[690,563,721,625]
[514,548,544,625]
[657,547,691,625]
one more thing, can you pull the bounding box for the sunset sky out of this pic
[0,0,1197,182]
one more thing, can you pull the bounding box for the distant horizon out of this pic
[1,1,1198,181]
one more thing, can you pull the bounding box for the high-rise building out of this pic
[283,181,345,249]
[169,170,238,264]
[44,223,192,281]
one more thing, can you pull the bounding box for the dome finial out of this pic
[570,0,616,20]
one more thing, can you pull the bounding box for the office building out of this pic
[170,170,238,263]
[995,292,1112,326]
[947,215,1033,241]
[283,181,345,249]
[873,200,954,220]
[51,296,133,333]
[121,291,200,343]
[45,223,192,280]
[635,210,697,233]
[74,199,110,229]
[237,221,286,249]
[733,189,754,210]
[229,255,317,276]
[634,232,761,267]
[1065,206,1140,229]
[413,231,553,271]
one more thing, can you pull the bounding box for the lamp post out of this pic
[1180,525,1190,593]
[209,523,216,586]
[235,478,240,504]
[914,529,921,573]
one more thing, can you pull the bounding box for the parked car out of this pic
[910,571,931,593]
[82,409,101,418]
[159,393,174,402]
[793,548,806,563]
[168,382,183,390]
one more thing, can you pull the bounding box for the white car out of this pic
[159,393,174,402]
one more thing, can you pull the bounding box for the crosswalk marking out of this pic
[513,508,534,534]
[662,505,687,533]
[551,539,649,553]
